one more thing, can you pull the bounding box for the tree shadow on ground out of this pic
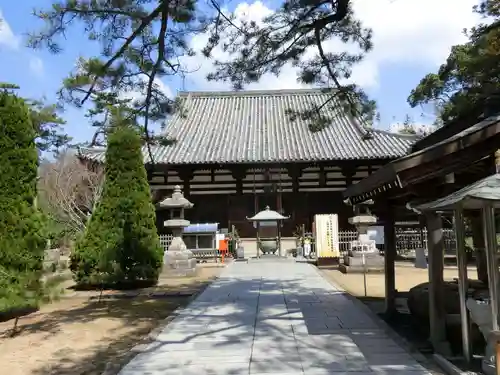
[6,261,445,375]
[56,267,447,374]
[25,297,190,375]
[355,295,432,350]
[0,277,215,375]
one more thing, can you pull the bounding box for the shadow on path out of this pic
[9,260,444,375]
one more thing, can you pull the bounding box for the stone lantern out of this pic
[247,206,290,258]
[342,199,384,273]
[158,185,197,276]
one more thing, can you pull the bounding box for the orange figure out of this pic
[218,238,228,263]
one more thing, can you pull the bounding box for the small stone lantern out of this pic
[342,199,384,273]
[158,185,197,276]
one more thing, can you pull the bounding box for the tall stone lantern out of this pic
[158,185,197,277]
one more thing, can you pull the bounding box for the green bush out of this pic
[70,113,163,288]
[0,90,46,313]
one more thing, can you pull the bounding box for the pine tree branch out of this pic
[80,5,163,105]
[141,2,169,165]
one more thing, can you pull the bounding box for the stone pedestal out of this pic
[343,252,384,267]
[163,251,197,277]
[159,186,197,278]
[163,235,197,277]
[339,255,385,274]
[340,214,384,274]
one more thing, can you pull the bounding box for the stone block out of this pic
[163,250,197,277]
[338,263,385,274]
[343,254,384,267]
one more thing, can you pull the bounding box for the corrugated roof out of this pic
[79,89,416,165]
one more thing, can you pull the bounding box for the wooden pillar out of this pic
[341,167,355,186]
[231,168,247,196]
[495,149,500,174]
[146,165,153,182]
[383,209,397,317]
[319,165,326,187]
[287,166,303,226]
[178,168,194,197]
[425,212,452,356]
[471,214,488,285]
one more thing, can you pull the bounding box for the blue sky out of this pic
[0,0,480,145]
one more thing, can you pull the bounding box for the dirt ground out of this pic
[321,260,478,298]
[0,263,224,375]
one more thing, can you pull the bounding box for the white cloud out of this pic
[0,10,19,49]
[351,0,480,85]
[119,75,173,103]
[182,0,480,91]
[29,56,44,77]
[1,9,45,78]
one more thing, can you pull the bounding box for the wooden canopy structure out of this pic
[416,174,500,364]
[344,115,500,206]
[342,115,500,357]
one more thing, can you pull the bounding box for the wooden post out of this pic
[178,168,194,197]
[383,210,397,317]
[287,165,303,228]
[495,149,500,174]
[454,209,471,362]
[471,214,489,284]
[231,168,247,196]
[425,212,452,356]
[495,333,500,375]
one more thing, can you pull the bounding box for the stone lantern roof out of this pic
[159,185,193,209]
[247,206,290,221]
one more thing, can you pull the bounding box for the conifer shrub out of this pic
[70,113,163,288]
[0,90,46,314]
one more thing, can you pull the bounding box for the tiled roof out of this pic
[79,89,416,165]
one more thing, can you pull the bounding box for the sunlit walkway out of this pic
[119,259,433,375]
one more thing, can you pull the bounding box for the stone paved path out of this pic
[118,259,433,375]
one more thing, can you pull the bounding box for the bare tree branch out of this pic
[38,151,104,236]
